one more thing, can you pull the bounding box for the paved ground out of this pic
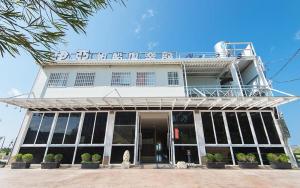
[0,167,300,188]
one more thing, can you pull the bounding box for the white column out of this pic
[43,112,59,162]
[271,113,298,167]
[230,62,243,96]
[222,112,235,165]
[194,111,206,165]
[103,111,115,165]
[9,110,32,163]
[72,112,85,164]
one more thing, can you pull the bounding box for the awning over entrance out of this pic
[0,96,298,110]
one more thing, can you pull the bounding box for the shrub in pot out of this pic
[267,153,291,169]
[11,153,33,169]
[41,153,62,169]
[236,153,259,169]
[54,154,63,167]
[81,153,100,169]
[206,153,225,169]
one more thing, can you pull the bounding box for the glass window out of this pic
[47,147,75,164]
[232,147,260,164]
[74,72,95,87]
[23,113,43,144]
[63,113,81,144]
[175,146,199,164]
[205,147,233,164]
[113,126,135,144]
[80,113,95,144]
[92,112,108,144]
[136,72,155,86]
[237,112,254,144]
[115,112,136,125]
[47,73,69,87]
[250,112,268,144]
[51,113,69,144]
[168,72,179,86]
[259,147,285,165]
[261,112,281,144]
[173,111,196,144]
[225,112,242,144]
[212,112,227,144]
[19,147,46,164]
[74,147,104,164]
[35,113,55,144]
[110,146,134,164]
[111,72,131,86]
[201,112,216,144]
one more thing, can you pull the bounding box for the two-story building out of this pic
[1,41,299,167]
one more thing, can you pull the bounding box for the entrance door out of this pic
[138,112,171,164]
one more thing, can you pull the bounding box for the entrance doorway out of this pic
[138,112,171,164]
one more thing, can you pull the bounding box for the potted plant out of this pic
[236,153,259,169]
[267,153,292,169]
[11,153,33,169]
[41,153,63,169]
[206,153,225,169]
[54,154,63,168]
[81,153,101,169]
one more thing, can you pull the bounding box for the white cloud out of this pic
[7,88,22,97]
[147,41,159,50]
[142,9,154,20]
[134,24,141,34]
[295,30,300,40]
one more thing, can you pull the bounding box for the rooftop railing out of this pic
[186,85,273,97]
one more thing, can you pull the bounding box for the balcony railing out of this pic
[186,85,272,97]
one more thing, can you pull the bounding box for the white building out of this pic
[1,41,299,167]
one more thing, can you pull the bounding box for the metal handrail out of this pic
[186,85,272,97]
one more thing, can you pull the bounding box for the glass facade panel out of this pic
[174,146,199,164]
[212,112,227,144]
[115,112,136,125]
[261,112,281,144]
[201,112,215,144]
[23,113,43,144]
[250,112,268,144]
[80,113,95,144]
[113,126,135,144]
[19,147,46,164]
[63,113,81,144]
[205,147,233,164]
[92,112,108,144]
[237,112,254,144]
[51,113,69,144]
[232,147,260,164]
[47,147,75,164]
[110,146,134,164]
[173,111,196,144]
[35,113,55,144]
[259,147,285,165]
[226,112,242,144]
[74,147,104,164]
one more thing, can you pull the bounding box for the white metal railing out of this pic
[186,85,272,97]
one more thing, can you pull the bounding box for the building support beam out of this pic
[103,111,115,166]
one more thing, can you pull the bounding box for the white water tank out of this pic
[214,41,227,57]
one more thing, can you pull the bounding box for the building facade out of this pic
[1,42,299,166]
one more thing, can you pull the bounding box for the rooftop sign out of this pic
[54,50,176,61]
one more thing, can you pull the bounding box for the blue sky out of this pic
[1,0,300,146]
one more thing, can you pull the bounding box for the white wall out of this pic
[32,64,186,98]
[241,63,258,85]
[187,76,220,87]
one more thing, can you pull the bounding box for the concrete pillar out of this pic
[103,111,115,166]
[230,62,243,96]
[9,111,32,163]
[194,111,206,165]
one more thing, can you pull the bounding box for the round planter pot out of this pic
[11,162,31,169]
[207,162,226,169]
[41,162,60,169]
[238,162,259,169]
[81,162,100,169]
[270,162,292,169]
